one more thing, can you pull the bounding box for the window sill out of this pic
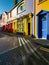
[17,10,26,15]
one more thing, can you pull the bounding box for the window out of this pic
[39,0,46,3]
[20,5,23,11]
[39,0,43,2]
[17,19,24,32]
[42,15,46,21]
[17,3,25,14]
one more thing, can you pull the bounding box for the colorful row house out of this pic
[8,0,34,36]
[35,0,49,39]
[2,12,8,32]
[1,0,49,39]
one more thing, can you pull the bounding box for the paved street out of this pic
[0,32,49,65]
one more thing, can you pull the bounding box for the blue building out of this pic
[37,10,49,39]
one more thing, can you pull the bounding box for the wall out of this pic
[16,0,34,18]
[35,0,49,38]
[36,0,49,14]
[2,12,7,26]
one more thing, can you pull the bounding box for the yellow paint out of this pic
[12,20,17,33]
[29,14,32,35]
[35,0,49,37]
[36,0,49,14]
[24,18,28,35]
[34,16,37,37]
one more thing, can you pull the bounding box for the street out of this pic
[0,32,49,65]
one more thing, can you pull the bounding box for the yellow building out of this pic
[12,19,17,33]
[12,0,34,36]
[12,13,33,35]
[35,0,49,38]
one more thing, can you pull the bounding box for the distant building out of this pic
[2,12,8,26]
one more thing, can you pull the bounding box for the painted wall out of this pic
[7,12,14,22]
[35,0,49,38]
[11,0,34,35]
[16,0,34,18]
[2,12,8,26]
[12,20,17,33]
[12,7,17,19]
[36,0,49,14]
[12,0,34,18]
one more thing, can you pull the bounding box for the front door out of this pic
[42,14,47,38]
[38,14,47,38]
[28,23,30,35]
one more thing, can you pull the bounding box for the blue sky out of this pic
[0,0,14,14]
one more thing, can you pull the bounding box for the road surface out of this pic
[0,32,49,65]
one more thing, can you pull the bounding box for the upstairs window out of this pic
[17,3,25,14]
[39,0,43,2]
[20,5,23,11]
[39,0,46,3]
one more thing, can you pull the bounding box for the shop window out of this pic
[17,19,24,32]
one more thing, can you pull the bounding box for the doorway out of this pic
[28,23,30,35]
[38,14,47,38]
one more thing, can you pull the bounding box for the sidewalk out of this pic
[0,32,5,38]
[31,38,49,48]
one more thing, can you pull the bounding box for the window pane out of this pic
[39,0,43,2]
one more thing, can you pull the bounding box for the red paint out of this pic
[8,23,13,32]
[2,25,6,32]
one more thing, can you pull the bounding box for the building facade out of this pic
[2,12,8,26]
[35,0,49,39]
[12,0,34,35]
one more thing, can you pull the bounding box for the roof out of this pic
[8,0,23,13]
[37,10,49,16]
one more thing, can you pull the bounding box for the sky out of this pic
[0,0,14,14]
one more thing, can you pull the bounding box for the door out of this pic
[38,16,42,38]
[42,14,47,38]
[28,23,30,35]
